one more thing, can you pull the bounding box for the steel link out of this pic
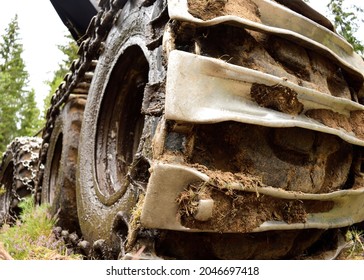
[0,137,42,211]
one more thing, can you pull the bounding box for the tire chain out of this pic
[34,0,159,259]
[37,0,161,259]
[52,226,111,259]
[35,0,128,202]
[52,226,90,258]
[0,137,42,222]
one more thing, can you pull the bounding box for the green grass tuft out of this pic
[0,196,81,260]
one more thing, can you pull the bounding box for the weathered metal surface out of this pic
[141,162,364,232]
[167,0,364,79]
[166,50,364,146]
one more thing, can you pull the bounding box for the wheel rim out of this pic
[95,46,149,205]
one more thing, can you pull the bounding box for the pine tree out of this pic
[0,15,41,154]
[19,89,42,136]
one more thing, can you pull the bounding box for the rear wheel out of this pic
[0,137,41,225]
[41,97,86,233]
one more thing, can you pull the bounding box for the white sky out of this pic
[0,0,69,109]
[0,0,363,110]
[309,0,364,38]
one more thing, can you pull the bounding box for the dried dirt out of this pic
[251,83,304,115]
[188,0,261,22]
[178,2,359,101]
[306,109,364,140]
[349,110,364,139]
[176,174,334,233]
[189,122,353,194]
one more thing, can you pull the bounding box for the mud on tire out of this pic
[41,97,86,234]
[0,137,42,225]
[76,2,165,258]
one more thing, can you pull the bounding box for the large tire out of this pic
[41,97,86,233]
[0,137,41,225]
[77,3,163,258]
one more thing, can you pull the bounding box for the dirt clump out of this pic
[188,0,261,22]
[176,180,279,233]
[176,170,335,233]
[251,83,304,115]
[188,0,227,20]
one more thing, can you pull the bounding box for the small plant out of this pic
[344,228,364,259]
[0,185,5,195]
[0,196,81,260]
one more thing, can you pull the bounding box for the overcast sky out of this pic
[0,0,69,109]
[0,0,363,110]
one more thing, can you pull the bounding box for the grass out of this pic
[339,228,364,260]
[0,196,363,260]
[0,196,81,260]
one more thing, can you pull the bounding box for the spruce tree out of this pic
[19,89,42,136]
[0,15,41,154]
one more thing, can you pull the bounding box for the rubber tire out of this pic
[0,137,41,225]
[41,97,86,233]
[77,4,157,258]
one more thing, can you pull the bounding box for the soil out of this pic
[176,175,334,233]
[189,122,353,194]
[178,1,359,101]
[251,83,304,115]
[174,23,357,100]
[306,109,364,140]
[350,110,364,139]
[188,0,261,22]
